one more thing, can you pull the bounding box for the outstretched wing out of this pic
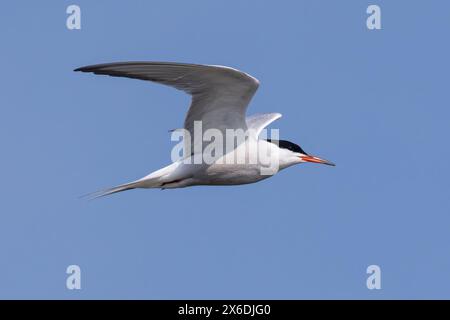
[246,113,282,138]
[75,62,260,154]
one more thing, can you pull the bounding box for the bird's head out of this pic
[266,139,335,168]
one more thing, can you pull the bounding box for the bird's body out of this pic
[75,62,334,198]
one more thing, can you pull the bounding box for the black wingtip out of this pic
[74,65,96,72]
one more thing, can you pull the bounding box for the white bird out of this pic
[75,62,334,198]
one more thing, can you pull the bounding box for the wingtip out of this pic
[74,67,87,72]
[74,65,96,72]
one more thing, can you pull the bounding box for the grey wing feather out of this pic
[246,113,282,138]
[75,61,260,154]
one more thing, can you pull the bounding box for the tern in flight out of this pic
[75,62,334,198]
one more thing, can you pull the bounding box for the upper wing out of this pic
[75,62,260,154]
[246,113,282,138]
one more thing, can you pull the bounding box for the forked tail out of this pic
[82,162,182,199]
[81,181,141,200]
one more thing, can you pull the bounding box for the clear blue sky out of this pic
[1,0,449,299]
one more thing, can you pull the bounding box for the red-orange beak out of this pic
[300,155,335,166]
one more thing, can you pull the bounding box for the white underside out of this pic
[135,139,292,189]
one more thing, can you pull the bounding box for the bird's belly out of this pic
[195,164,271,185]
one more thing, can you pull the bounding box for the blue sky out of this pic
[1,0,450,299]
